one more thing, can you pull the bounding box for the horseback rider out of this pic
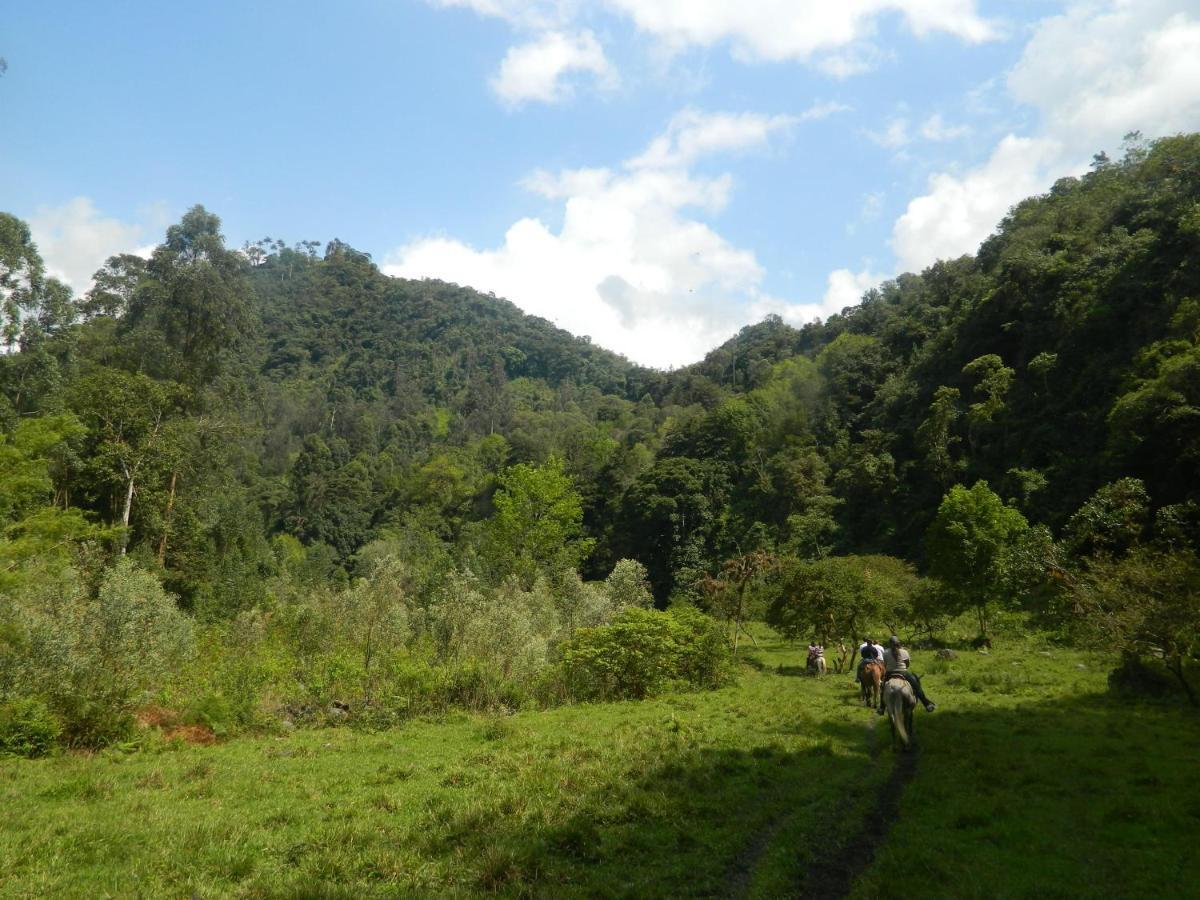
[878,635,937,714]
[856,636,882,680]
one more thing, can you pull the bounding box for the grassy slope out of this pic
[2,631,1198,898]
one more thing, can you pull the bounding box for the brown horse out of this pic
[858,660,883,708]
[883,675,916,751]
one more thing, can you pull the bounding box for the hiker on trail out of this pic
[878,635,936,714]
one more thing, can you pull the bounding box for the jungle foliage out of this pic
[3,134,1200,749]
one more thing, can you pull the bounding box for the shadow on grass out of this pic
[260,688,1200,898]
[437,692,1200,899]
[848,691,1200,900]
[406,717,882,898]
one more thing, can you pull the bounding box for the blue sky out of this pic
[4,1,1200,366]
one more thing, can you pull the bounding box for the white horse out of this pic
[883,676,916,751]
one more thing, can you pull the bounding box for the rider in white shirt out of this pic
[879,635,936,714]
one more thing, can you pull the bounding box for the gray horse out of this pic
[883,676,916,751]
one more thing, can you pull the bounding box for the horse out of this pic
[882,675,916,751]
[858,660,883,708]
[806,653,827,676]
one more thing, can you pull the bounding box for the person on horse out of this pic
[878,634,937,714]
[856,636,881,680]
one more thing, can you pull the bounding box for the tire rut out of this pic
[795,718,918,899]
[724,716,918,899]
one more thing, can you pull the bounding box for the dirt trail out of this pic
[725,717,918,899]
[724,810,790,898]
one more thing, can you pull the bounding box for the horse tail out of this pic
[885,679,914,748]
[891,689,909,746]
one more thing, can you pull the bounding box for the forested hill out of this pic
[2,133,1198,615]
[675,133,1200,551]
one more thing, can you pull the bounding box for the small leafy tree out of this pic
[485,456,594,587]
[765,555,913,672]
[926,481,1030,639]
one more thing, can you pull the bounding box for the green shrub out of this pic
[561,607,731,701]
[0,698,62,758]
[1,559,194,747]
[667,606,732,690]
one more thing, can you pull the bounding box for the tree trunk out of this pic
[157,471,178,566]
[119,474,135,556]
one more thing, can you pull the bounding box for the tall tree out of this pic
[126,206,254,387]
[71,368,186,554]
[0,213,45,351]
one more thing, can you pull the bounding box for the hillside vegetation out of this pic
[1,133,1198,895]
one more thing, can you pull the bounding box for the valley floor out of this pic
[2,630,1198,898]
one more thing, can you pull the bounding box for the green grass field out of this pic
[3,629,1198,898]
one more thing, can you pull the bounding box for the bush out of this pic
[561,607,731,701]
[0,698,61,758]
[0,559,194,747]
[605,559,654,611]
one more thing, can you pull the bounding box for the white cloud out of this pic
[627,108,806,170]
[433,0,999,102]
[748,268,885,327]
[888,1,1200,274]
[601,0,997,63]
[1008,1,1200,147]
[428,0,567,30]
[28,198,149,295]
[822,267,886,313]
[386,109,812,368]
[871,118,911,149]
[891,135,1064,272]
[919,113,970,141]
[491,30,616,106]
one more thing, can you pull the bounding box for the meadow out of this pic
[2,627,1197,898]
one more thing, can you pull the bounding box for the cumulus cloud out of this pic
[1008,0,1200,146]
[29,198,150,295]
[432,0,999,102]
[601,0,997,64]
[386,109,812,368]
[491,30,616,106]
[891,135,1064,272]
[889,0,1200,273]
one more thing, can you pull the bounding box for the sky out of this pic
[3,1,1200,368]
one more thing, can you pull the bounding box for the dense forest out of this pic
[2,134,1199,750]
